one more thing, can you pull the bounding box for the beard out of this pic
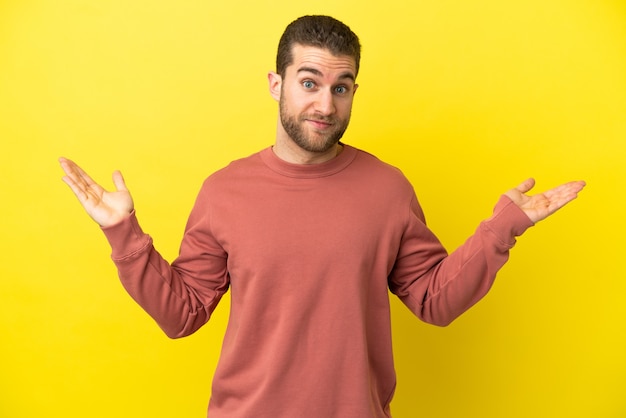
[279,94,350,153]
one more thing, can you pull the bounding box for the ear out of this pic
[268,71,282,101]
[353,83,359,96]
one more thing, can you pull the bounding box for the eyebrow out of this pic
[296,66,355,82]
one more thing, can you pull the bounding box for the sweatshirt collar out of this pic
[260,143,358,178]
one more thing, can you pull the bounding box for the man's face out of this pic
[272,45,358,154]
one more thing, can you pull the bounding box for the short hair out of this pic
[276,15,361,77]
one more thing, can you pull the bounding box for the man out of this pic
[59,15,585,418]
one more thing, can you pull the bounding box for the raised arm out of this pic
[59,157,134,227]
[390,178,586,326]
[59,157,228,338]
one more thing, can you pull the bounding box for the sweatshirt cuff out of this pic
[481,195,535,246]
[101,210,152,261]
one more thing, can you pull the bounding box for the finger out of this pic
[59,157,97,189]
[542,181,586,215]
[59,157,77,179]
[543,180,586,201]
[515,178,535,194]
[61,171,90,203]
[59,157,81,177]
[60,158,85,195]
[567,180,586,194]
[111,170,128,192]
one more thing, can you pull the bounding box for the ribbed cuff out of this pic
[481,195,535,246]
[101,210,152,261]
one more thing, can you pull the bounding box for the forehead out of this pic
[287,44,357,80]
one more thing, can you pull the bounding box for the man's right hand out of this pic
[59,157,134,227]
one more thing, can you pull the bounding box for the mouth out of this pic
[306,118,333,130]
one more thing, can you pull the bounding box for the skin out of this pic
[268,45,358,164]
[59,45,586,227]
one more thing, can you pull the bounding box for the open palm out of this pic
[504,178,586,224]
[59,157,134,227]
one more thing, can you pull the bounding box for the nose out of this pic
[314,89,336,116]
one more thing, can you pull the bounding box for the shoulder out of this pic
[201,150,265,187]
[349,146,414,189]
[353,148,401,170]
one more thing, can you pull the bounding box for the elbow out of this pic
[420,303,462,327]
[430,316,456,327]
[422,313,456,327]
[159,322,191,339]
[419,290,485,327]
[158,314,205,339]
[163,329,190,339]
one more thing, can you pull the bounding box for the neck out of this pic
[273,142,343,165]
[273,127,343,165]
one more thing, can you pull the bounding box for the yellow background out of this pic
[1,0,624,417]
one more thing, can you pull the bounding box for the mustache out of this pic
[300,114,336,124]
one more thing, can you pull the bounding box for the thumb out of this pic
[112,170,128,192]
[516,178,536,194]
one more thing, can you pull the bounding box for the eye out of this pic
[303,80,315,89]
[334,86,348,94]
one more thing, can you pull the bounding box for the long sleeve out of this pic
[389,194,534,326]
[101,183,229,338]
[95,146,537,417]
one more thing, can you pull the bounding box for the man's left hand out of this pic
[505,178,586,223]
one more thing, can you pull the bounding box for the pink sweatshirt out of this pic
[102,145,533,417]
